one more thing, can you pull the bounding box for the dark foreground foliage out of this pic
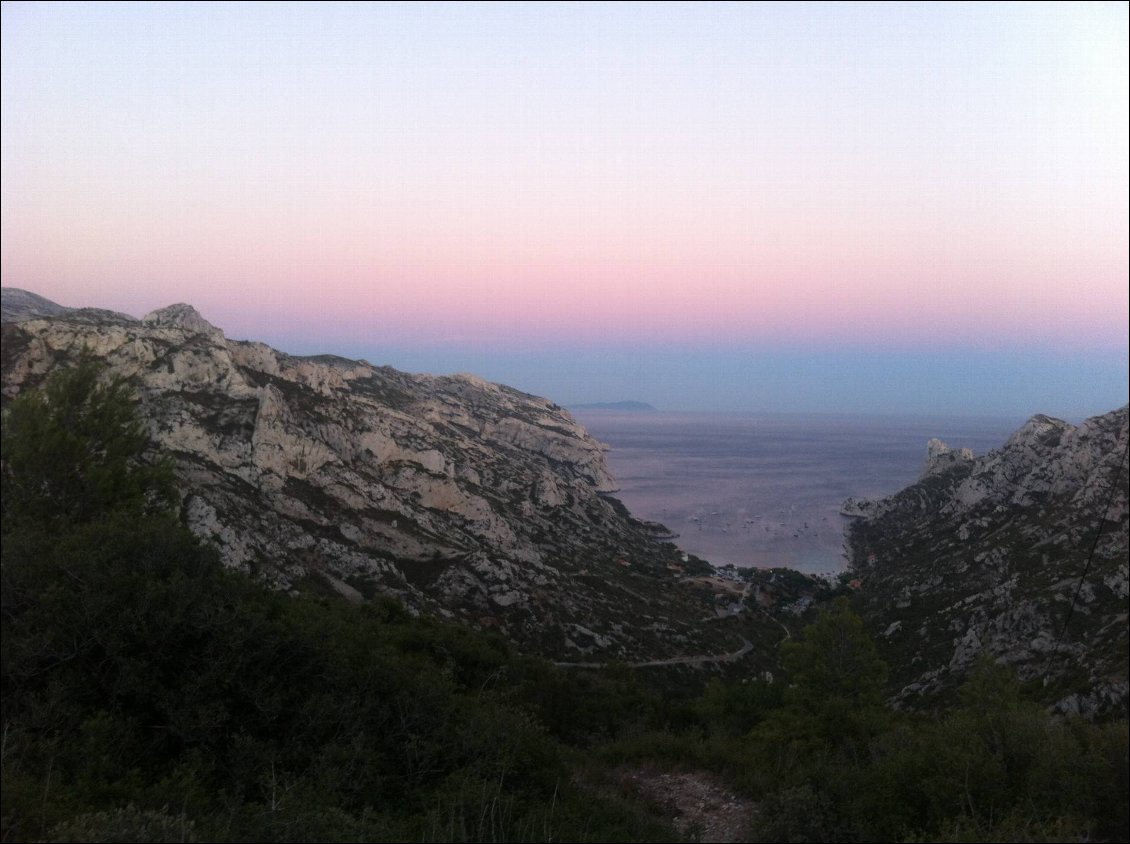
[0,362,682,842]
[2,363,1126,842]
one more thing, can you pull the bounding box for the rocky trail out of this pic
[612,766,757,842]
[553,636,753,669]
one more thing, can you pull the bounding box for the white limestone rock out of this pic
[2,295,715,661]
[847,404,1129,717]
[142,303,224,339]
[919,438,975,480]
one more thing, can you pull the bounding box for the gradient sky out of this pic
[3,2,1127,418]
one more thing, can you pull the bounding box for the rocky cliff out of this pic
[1,289,741,661]
[845,407,1129,717]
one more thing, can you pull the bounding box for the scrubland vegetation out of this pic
[2,363,1126,842]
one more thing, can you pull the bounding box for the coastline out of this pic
[574,410,1021,573]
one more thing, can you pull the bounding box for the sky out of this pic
[2,2,1127,419]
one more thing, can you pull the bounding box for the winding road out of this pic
[554,635,754,670]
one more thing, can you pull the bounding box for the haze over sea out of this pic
[574,410,1024,574]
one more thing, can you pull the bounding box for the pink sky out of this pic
[2,3,1127,413]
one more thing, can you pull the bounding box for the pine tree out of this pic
[1,358,174,533]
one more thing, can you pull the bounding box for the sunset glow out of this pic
[3,2,1126,415]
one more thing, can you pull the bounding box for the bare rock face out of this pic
[841,437,976,519]
[0,288,72,322]
[0,292,729,660]
[920,438,974,479]
[846,406,1129,717]
[839,496,879,519]
[142,303,225,341]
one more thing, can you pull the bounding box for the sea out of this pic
[571,411,1023,575]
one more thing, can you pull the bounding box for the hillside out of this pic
[845,406,1129,716]
[4,287,1127,715]
[3,288,1128,842]
[1,290,798,664]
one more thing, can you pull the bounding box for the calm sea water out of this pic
[572,411,1022,574]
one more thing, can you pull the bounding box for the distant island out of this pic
[569,401,658,412]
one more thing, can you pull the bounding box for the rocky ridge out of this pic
[0,288,71,323]
[1,289,744,661]
[6,288,1124,709]
[845,407,1129,716]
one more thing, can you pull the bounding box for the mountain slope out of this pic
[845,406,1129,716]
[0,288,71,322]
[0,286,136,325]
[1,293,753,661]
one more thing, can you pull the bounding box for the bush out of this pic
[1,357,174,532]
[48,806,196,843]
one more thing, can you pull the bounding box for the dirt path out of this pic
[553,636,753,669]
[759,605,792,643]
[613,766,758,842]
[632,636,754,668]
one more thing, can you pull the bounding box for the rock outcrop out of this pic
[919,437,974,479]
[845,407,1129,716]
[0,288,72,323]
[1,290,734,660]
